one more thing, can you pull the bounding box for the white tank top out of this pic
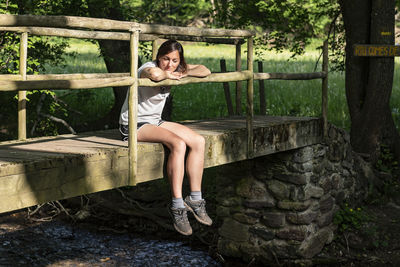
[119,61,170,125]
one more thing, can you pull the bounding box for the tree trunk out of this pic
[84,0,173,129]
[340,0,400,163]
[84,0,131,130]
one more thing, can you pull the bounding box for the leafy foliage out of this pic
[0,1,73,139]
[333,204,371,233]
[376,144,399,175]
[121,0,212,26]
[214,0,340,57]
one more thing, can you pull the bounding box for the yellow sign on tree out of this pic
[354,44,400,57]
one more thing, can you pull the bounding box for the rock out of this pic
[218,196,242,207]
[262,212,286,228]
[233,213,259,225]
[276,226,307,241]
[334,191,345,205]
[275,173,308,185]
[297,227,333,258]
[265,239,299,259]
[327,141,343,162]
[239,243,261,263]
[286,210,318,225]
[216,206,230,217]
[243,198,275,208]
[249,226,275,241]
[267,180,291,200]
[319,195,334,213]
[277,200,311,211]
[217,238,241,258]
[299,163,313,172]
[293,147,314,163]
[218,218,249,242]
[319,175,332,192]
[330,173,342,190]
[236,178,267,199]
[317,209,334,227]
[303,184,324,200]
[313,145,327,158]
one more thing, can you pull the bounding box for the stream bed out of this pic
[0,212,221,267]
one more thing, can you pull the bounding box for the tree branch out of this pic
[40,113,76,134]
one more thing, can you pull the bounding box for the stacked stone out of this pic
[216,125,370,264]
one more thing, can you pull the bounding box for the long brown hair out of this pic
[156,40,187,73]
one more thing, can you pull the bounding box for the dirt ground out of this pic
[0,207,221,267]
[314,201,400,267]
[1,195,400,266]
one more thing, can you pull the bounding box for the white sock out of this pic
[190,191,202,201]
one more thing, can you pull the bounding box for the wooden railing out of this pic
[0,14,328,186]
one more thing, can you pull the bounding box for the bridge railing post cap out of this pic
[129,23,140,32]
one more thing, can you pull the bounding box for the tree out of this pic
[0,0,72,138]
[1,0,213,135]
[213,0,337,56]
[122,0,212,26]
[339,0,400,163]
[214,0,400,164]
[84,0,132,131]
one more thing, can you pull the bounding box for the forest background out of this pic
[1,0,400,172]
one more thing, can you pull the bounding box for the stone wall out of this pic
[216,125,374,264]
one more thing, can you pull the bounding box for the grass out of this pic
[42,38,114,125]
[42,38,400,131]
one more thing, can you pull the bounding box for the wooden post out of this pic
[152,39,159,61]
[322,40,329,138]
[128,29,140,186]
[235,42,242,115]
[246,37,254,158]
[220,59,234,116]
[18,32,28,140]
[258,61,266,115]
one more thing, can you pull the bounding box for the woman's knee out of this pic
[191,134,205,151]
[170,137,187,155]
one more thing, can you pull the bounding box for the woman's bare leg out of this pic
[160,122,205,192]
[137,124,186,198]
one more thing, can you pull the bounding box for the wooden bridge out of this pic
[0,116,322,213]
[0,15,328,214]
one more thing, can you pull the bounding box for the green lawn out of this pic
[43,38,400,131]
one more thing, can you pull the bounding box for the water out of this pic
[0,218,221,266]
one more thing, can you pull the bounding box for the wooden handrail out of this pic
[138,71,252,87]
[0,77,135,91]
[0,26,246,44]
[0,14,254,37]
[0,72,252,91]
[0,14,138,31]
[254,72,327,80]
[0,71,328,91]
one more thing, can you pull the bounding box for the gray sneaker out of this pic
[168,206,193,236]
[184,196,213,226]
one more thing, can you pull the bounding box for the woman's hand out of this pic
[141,65,210,81]
[165,71,185,80]
[141,67,186,81]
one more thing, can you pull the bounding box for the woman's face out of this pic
[158,50,180,72]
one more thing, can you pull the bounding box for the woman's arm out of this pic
[140,64,211,81]
[185,64,211,77]
[140,67,183,81]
